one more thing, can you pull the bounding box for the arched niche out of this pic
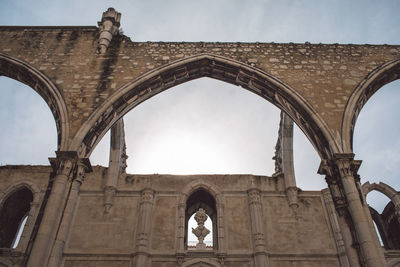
[178,180,225,253]
[72,54,339,161]
[0,181,41,252]
[186,189,217,250]
[0,53,69,150]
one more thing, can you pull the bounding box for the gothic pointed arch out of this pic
[362,182,398,201]
[0,53,69,150]
[0,181,41,251]
[177,179,225,252]
[341,58,400,152]
[72,53,339,160]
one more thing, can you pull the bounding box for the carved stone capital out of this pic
[318,159,348,215]
[75,158,92,184]
[332,153,362,179]
[50,151,79,178]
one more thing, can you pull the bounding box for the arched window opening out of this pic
[0,77,57,165]
[185,189,217,250]
[0,187,33,248]
[12,215,28,249]
[372,220,384,247]
[366,191,400,249]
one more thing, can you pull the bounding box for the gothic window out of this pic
[0,187,33,248]
[185,189,217,250]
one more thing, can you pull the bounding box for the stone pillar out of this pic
[320,154,387,267]
[97,8,121,54]
[216,194,227,256]
[27,151,78,267]
[176,201,186,255]
[247,181,269,267]
[104,119,127,213]
[319,159,363,267]
[322,189,350,267]
[133,186,155,267]
[48,158,91,267]
[273,111,298,212]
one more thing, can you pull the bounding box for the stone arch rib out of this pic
[342,58,400,153]
[73,53,339,159]
[0,53,69,150]
[362,181,398,201]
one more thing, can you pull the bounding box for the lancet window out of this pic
[0,187,33,248]
[185,188,217,250]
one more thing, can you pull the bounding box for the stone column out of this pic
[273,111,298,212]
[247,182,268,267]
[216,194,227,257]
[320,154,387,267]
[27,151,78,267]
[321,189,350,267]
[104,119,127,213]
[48,158,91,267]
[319,159,363,267]
[176,201,186,254]
[133,186,155,267]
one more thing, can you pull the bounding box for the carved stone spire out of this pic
[97,8,121,54]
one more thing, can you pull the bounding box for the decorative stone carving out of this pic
[318,159,348,215]
[97,8,121,54]
[192,208,210,249]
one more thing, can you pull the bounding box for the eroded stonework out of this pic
[1,7,400,267]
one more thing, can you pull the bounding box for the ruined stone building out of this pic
[1,8,400,267]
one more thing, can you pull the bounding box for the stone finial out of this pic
[97,7,121,54]
[192,208,210,249]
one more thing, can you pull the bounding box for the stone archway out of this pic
[71,53,340,160]
[0,53,69,150]
[362,181,399,201]
[341,58,400,153]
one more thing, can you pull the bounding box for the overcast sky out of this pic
[0,0,399,213]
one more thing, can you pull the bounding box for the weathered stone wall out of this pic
[1,27,400,156]
[0,166,345,266]
[1,22,400,267]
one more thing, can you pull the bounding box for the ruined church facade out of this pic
[0,8,400,267]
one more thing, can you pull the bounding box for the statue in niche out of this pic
[192,208,210,249]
